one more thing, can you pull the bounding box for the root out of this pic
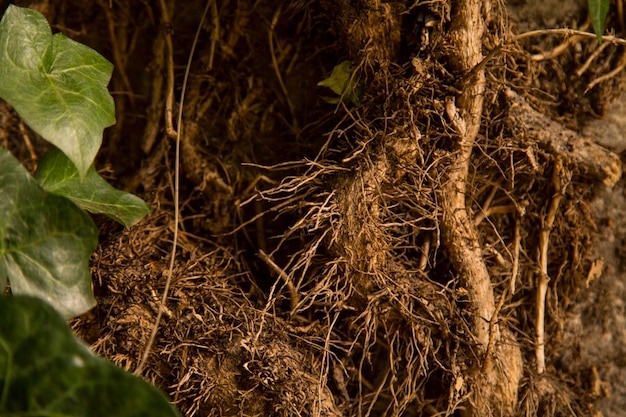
[535,159,568,374]
[505,89,621,187]
[441,0,522,414]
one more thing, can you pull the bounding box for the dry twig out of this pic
[158,0,178,139]
[135,0,211,376]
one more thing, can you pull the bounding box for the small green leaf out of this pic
[588,0,610,43]
[0,295,181,417]
[0,148,97,319]
[317,60,363,106]
[36,148,150,228]
[0,5,115,179]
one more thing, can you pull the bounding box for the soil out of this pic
[564,93,626,417]
[2,0,626,416]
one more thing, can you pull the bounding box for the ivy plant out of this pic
[0,295,180,417]
[35,147,149,227]
[0,5,149,318]
[317,60,363,106]
[0,147,98,319]
[0,5,114,178]
[0,5,176,416]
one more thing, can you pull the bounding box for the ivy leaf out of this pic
[588,0,610,43]
[0,5,115,179]
[35,148,150,228]
[317,60,363,106]
[0,148,97,319]
[0,295,182,417]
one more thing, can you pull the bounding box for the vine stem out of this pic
[134,0,211,377]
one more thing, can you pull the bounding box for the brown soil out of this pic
[3,0,626,416]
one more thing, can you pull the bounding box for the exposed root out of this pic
[505,89,621,187]
[440,0,522,415]
[535,159,569,374]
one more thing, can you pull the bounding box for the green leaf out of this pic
[0,5,115,179]
[0,295,181,417]
[35,148,150,228]
[0,148,97,319]
[588,0,610,43]
[317,60,363,106]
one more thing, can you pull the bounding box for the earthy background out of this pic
[3,0,626,416]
